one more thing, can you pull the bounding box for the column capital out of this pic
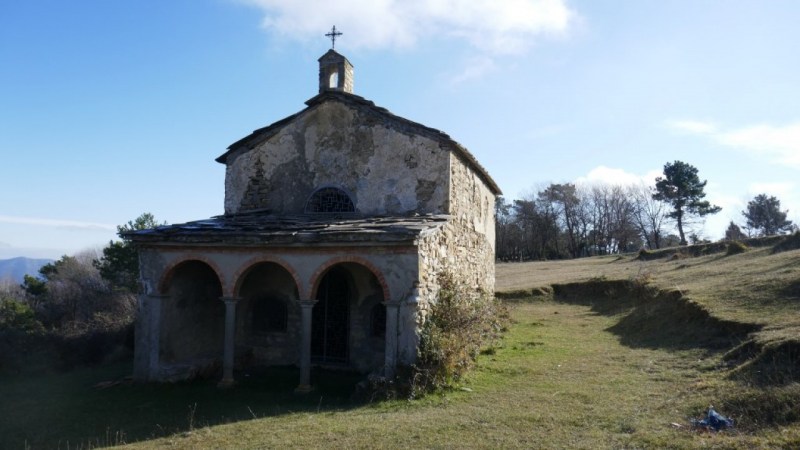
[405,286,421,305]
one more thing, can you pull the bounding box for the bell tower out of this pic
[318,50,354,94]
[318,26,353,94]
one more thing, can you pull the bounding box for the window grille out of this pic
[305,187,355,213]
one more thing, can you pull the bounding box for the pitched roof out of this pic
[123,212,448,247]
[215,91,502,195]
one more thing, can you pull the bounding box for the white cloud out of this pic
[575,165,662,187]
[449,55,498,84]
[716,122,800,168]
[0,215,116,232]
[747,182,795,200]
[667,119,800,169]
[702,182,744,238]
[666,119,717,135]
[237,0,574,54]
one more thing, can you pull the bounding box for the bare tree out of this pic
[539,183,584,258]
[629,183,671,249]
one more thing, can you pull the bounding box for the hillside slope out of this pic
[0,257,52,283]
[498,235,800,385]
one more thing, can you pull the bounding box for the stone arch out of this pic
[232,256,303,299]
[158,256,227,296]
[309,258,388,369]
[309,256,389,301]
[157,259,225,365]
[235,260,302,365]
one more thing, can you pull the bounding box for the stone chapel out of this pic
[126,48,501,390]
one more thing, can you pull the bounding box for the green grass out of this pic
[4,301,799,448]
[3,237,799,448]
[0,364,363,449]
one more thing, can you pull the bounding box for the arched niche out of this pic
[159,260,224,364]
[236,262,301,366]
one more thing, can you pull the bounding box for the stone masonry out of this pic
[126,48,500,389]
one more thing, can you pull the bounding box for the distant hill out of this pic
[0,257,53,284]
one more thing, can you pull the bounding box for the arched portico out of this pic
[235,261,302,367]
[295,258,395,390]
[158,260,225,374]
[158,256,227,296]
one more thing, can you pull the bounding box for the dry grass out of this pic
[497,243,800,336]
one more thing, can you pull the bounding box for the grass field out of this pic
[2,237,798,449]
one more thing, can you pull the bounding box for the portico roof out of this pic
[123,212,449,247]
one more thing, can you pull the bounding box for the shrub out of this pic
[718,383,800,430]
[0,298,44,334]
[726,241,748,256]
[0,298,48,373]
[410,272,508,396]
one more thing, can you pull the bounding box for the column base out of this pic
[217,377,236,389]
[294,384,314,394]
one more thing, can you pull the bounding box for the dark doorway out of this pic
[312,267,351,363]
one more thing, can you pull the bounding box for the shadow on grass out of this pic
[0,362,366,449]
[551,280,759,353]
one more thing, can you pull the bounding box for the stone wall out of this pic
[416,151,496,318]
[224,101,450,216]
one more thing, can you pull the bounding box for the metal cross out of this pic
[325,25,342,49]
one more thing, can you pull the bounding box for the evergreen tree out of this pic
[94,213,165,293]
[724,221,746,241]
[653,161,721,245]
[742,194,795,236]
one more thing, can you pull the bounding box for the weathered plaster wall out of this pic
[224,101,450,215]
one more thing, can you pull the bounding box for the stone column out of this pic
[134,294,167,382]
[218,296,240,388]
[400,285,421,365]
[383,299,400,378]
[296,299,317,393]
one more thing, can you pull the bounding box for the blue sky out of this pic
[2,0,799,259]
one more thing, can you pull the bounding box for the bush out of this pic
[410,272,508,396]
[52,319,135,369]
[726,241,748,256]
[0,298,44,334]
[0,298,48,373]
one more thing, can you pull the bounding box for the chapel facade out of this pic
[126,49,500,390]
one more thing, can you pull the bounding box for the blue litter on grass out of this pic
[691,407,734,431]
